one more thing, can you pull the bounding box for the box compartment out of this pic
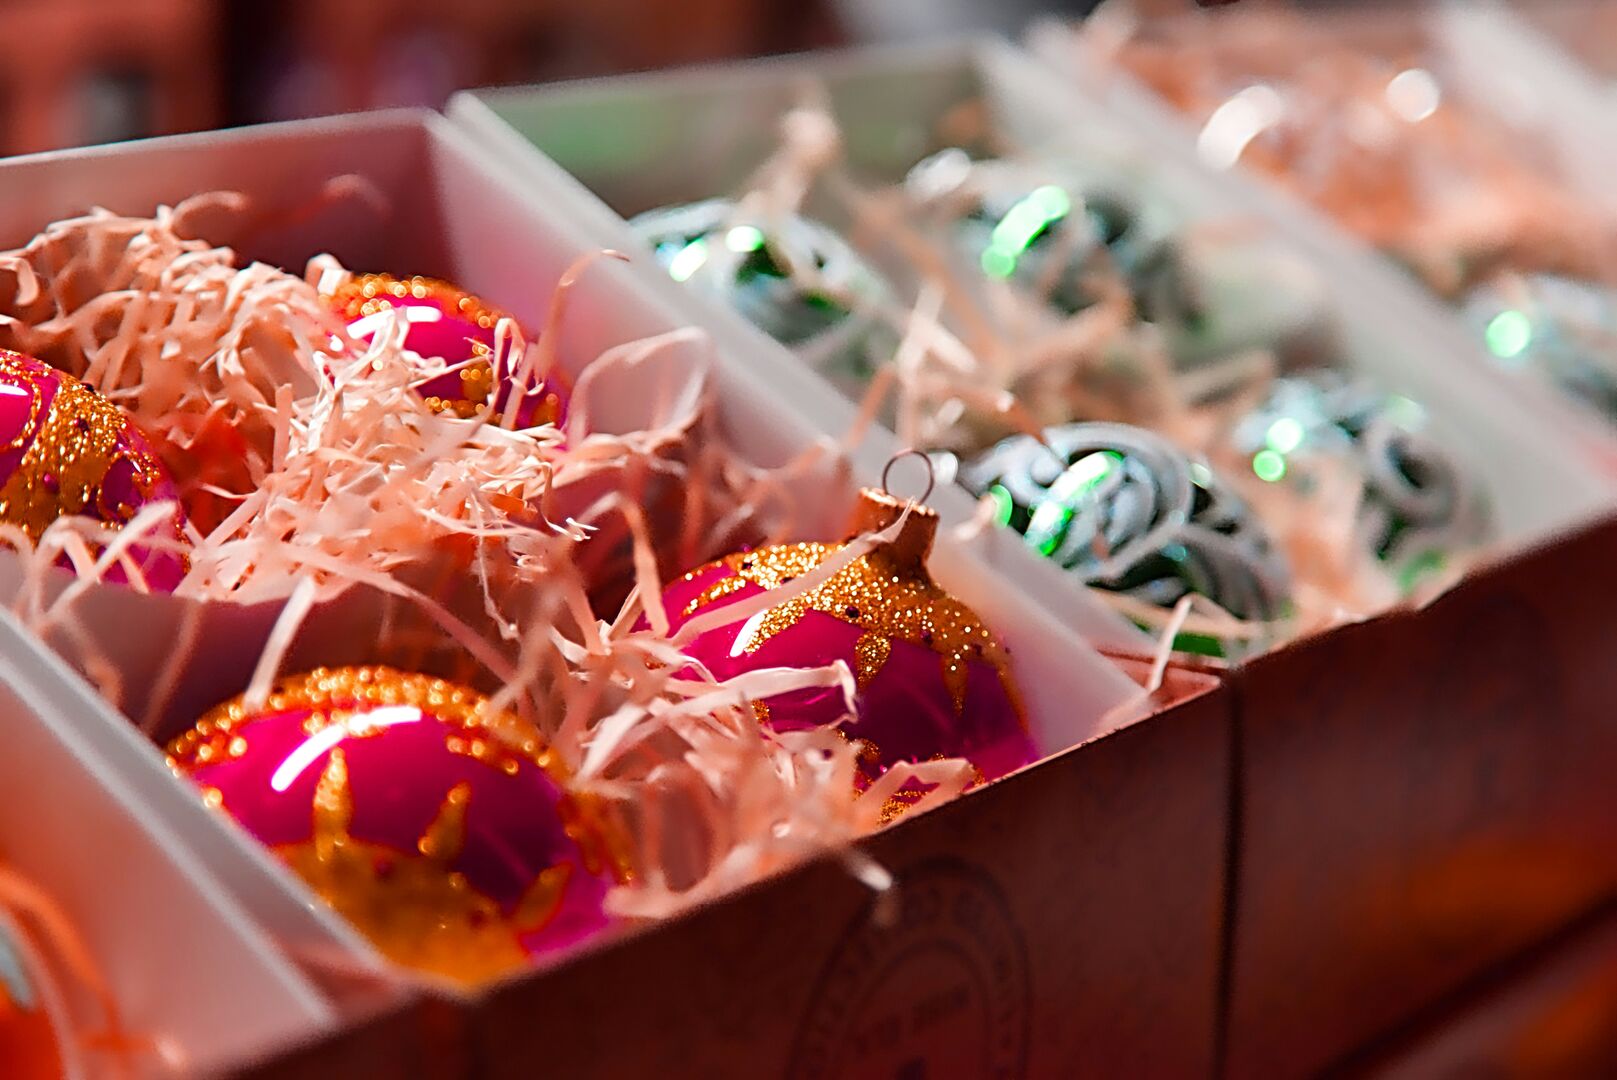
[0,105,1231,1074]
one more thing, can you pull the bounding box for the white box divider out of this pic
[447,44,1158,656]
[0,609,339,1075]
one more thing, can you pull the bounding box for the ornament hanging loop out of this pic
[881,448,935,505]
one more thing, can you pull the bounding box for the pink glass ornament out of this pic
[662,489,1038,798]
[328,273,568,429]
[169,667,623,985]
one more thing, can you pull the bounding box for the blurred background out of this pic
[14,2,1608,157]
[24,0,1530,155]
[0,0,1139,154]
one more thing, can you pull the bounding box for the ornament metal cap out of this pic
[851,450,940,567]
[848,487,938,568]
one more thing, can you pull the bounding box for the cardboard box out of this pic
[1225,515,1617,1077]
[0,106,1234,1075]
[457,662,1228,1080]
[1331,904,1617,1078]
[245,660,1228,1080]
[236,996,460,1080]
[447,38,1617,1078]
[1002,21,1617,1076]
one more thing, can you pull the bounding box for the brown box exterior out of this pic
[435,666,1231,1079]
[1226,515,1617,1078]
[234,996,458,1080]
[1333,904,1617,1079]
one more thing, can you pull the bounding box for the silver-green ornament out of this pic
[958,422,1292,624]
[907,151,1187,321]
[907,152,1332,369]
[632,199,891,393]
[1229,371,1488,587]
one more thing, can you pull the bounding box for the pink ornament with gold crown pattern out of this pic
[661,488,1038,805]
[168,667,624,985]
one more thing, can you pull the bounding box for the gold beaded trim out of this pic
[168,666,555,777]
[171,666,632,880]
[326,274,504,332]
[328,277,564,427]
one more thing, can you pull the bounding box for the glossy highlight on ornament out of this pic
[0,349,186,590]
[661,487,1037,803]
[169,667,625,985]
[327,273,567,429]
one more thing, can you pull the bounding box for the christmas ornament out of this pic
[0,349,186,589]
[958,422,1291,623]
[660,477,1036,796]
[907,150,1173,318]
[168,667,625,985]
[0,909,73,1080]
[906,151,1331,367]
[632,199,891,391]
[1228,371,1487,583]
[1465,272,1617,422]
[327,273,567,428]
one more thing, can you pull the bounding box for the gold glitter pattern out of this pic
[312,748,353,861]
[680,541,1017,715]
[417,781,471,859]
[827,727,986,827]
[0,350,167,540]
[852,632,891,691]
[877,757,988,827]
[281,748,543,985]
[681,572,749,617]
[514,864,574,928]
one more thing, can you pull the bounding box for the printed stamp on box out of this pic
[789,857,1031,1080]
